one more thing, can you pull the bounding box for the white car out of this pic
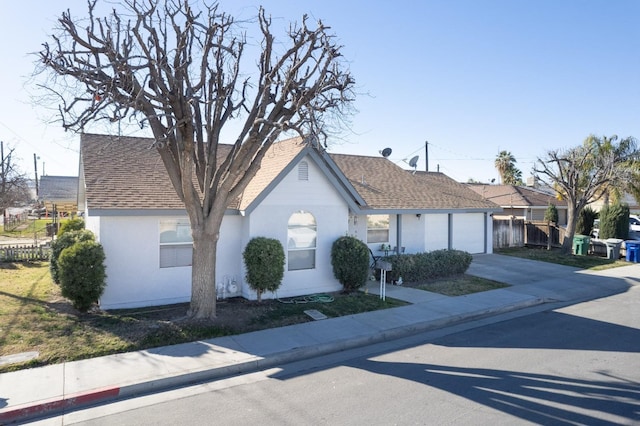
[630,215,640,232]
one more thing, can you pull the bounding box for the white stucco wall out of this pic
[424,214,449,252]
[398,214,425,254]
[84,215,101,241]
[452,213,486,254]
[243,157,349,300]
[96,214,243,310]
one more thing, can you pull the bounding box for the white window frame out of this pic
[367,214,390,244]
[159,219,193,268]
[287,211,316,271]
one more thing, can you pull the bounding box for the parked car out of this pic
[629,215,640,232]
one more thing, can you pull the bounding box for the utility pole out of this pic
[33,153,39,196]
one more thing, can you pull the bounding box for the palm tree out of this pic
[495,151,516,184]
[587,135,640,206]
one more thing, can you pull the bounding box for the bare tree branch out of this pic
[37,0,355,319]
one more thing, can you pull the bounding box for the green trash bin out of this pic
[572,234,590,256]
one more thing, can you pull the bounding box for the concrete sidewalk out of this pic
[1,254,639,424]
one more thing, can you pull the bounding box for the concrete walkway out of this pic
[1,254,639,424]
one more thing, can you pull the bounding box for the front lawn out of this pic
[406,274,509,296]
[496,246,630,270]
[0,262,406,373]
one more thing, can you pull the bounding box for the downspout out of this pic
[396,214,402,253]
[484,212,488,253]
[448,213,453,250]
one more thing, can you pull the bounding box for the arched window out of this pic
[288,211,316,270]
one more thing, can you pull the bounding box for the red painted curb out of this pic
[0,386,120,423]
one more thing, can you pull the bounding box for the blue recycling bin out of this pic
[625,241,640,263]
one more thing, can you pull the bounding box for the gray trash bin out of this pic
[605,238,623,260]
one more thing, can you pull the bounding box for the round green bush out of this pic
[50,230,96,284]
[57,218,85,237]
[243,237,285,302]
[58,240,107,312]
[331,235,369,292]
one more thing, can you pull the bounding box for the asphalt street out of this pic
[38,285,640,425]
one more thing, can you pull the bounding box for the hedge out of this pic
[380,249,472,282]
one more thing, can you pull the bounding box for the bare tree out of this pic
[38,0,355,318]
[0,142,31,216]
[534,135,639,254]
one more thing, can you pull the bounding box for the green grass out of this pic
[412,275,509,296]
[0,262,407,373]
[1,218,52,239]
[496,246,630,270]
[3,247,629,373]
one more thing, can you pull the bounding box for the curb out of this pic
[0,297,545,424]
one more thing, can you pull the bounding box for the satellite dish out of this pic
[408,155,419,169]
[380,147,392,158]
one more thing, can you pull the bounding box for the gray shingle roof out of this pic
[80,133,306,211]
[81,133,500,213]
[329,154,500,211]
[466,184,567,208]
[38,176,78,202]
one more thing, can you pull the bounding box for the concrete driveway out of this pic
[468,253,580,286]
[468,253,638,303]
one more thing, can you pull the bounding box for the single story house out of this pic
[587,192,640,214]
[466,183,568,226]
[79,133,501,309]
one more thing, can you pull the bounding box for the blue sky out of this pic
[1,0,638,183]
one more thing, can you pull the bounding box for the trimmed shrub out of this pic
[382,249,472,283]
[57,218,85,237]
[243,237,285,302]
[544,203,559,224]
[576,206,597,236]
[58,240,107,312]
[331,236,370,292]
[599,203,629,240]
[50,230,96,284]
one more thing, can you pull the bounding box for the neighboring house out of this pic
[38,175,79,216]
[466,184,568,226]
[79,133,501,309]
[587,192,640,214]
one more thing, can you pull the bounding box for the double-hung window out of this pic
[159,219,192,268]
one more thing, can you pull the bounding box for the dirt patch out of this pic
[73,296,316,340]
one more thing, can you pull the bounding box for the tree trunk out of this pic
[547,221,551,251]
[189,231,218,318]
[562,205,578,254]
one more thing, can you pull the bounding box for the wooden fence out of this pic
[494,219,567,249]
[0,244,51,262]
